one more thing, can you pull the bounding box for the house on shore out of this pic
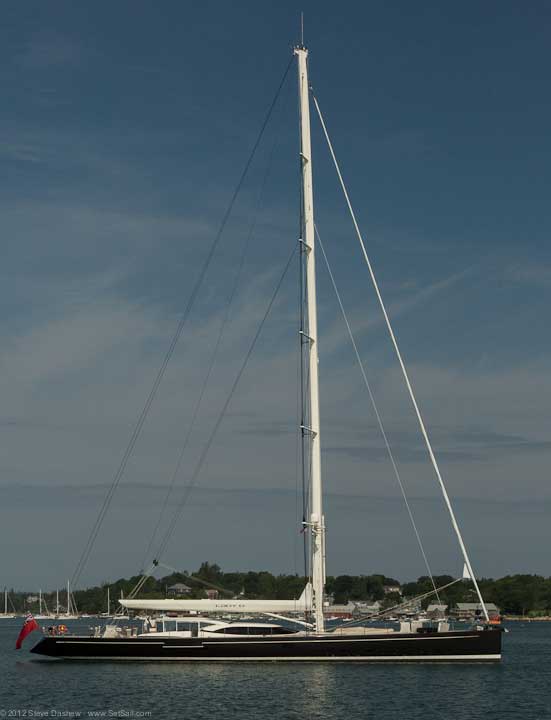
[324,602,356,619]
[167,583,192,596]
[383,584,402,596]
[452,602,500,621]
[426,603,448,619]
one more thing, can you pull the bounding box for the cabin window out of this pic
[210,626,250,635]
[209,624,294,635]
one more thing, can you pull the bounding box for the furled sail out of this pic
[119,583,312,614]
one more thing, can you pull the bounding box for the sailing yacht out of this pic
[100,586,112,618]
[61,581,79,620]
[0,588,16,619]
[31,42,502,662]
[34,589,53,620]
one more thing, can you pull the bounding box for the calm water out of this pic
[0,619,550,719]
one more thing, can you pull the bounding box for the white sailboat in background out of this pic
[100,586,111,618]
[98,586,129,620]
[63,580,79,620]
[0,588,16,619]
[34,589,52,620]
[31,35,503,661]
[117,589,129,620]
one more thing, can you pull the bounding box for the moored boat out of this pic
[31,619,501,662]
[31,34,503,664]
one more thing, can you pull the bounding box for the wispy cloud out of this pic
[324,430,551,465]
[507,262,551,288]
[321,265,472,357]
[0,141,43,164]
[15,31,83,69]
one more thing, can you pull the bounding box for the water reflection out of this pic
[1,622,549,719]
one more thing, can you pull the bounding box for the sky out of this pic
[1,1,551,591]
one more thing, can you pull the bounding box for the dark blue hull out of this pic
[31,628,502,662]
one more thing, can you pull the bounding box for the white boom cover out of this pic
[120,583,312,614]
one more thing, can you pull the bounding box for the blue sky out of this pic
[1,1,551,590]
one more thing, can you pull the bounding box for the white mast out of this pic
[39,588,42,615]
[107,586,110,616]
[4,588,7,615]
[56,589,59,615]
[66,579,70,617]
[295,44,325,633]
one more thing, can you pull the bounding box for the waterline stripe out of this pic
[56,654,501,662]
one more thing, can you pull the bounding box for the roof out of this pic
[167,583,192,591]
[427,604,448,612]
[456,603,499,611]
[326,603,356,612]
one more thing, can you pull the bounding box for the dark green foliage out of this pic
[326,574,398,604]
[481,575,551,616]
[11,567,551,616]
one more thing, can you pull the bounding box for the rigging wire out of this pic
[153,561,236,597]
[333,577,462,631]
[311,91,489,622]
[69,54,294,591]
[315,225,440,604]
[140,100,289,572]
[126,565,157,601]
[153,243,299,563]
